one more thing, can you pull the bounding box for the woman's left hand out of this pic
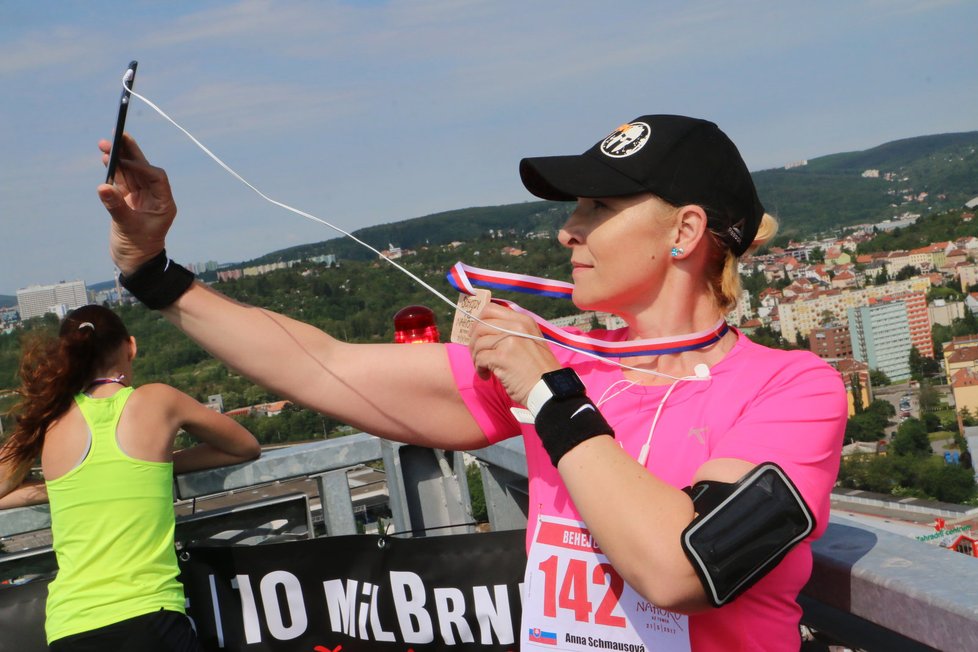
[468,302,560,405]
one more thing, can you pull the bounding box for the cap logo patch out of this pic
[600,121,651,158]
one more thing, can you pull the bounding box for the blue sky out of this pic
[2,0,976,295]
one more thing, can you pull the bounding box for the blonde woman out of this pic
[98,115,846,651]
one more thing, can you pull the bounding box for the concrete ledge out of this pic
[805,514,978,650]
[0,504,50,539]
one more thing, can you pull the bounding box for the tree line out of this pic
[2,222,977,505]
[0,231,574,445]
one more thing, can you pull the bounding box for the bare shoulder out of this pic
[128,383,193,417]
[132,383,185,400]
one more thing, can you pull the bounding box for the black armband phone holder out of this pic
[680,462,815,607]
[119,249,195,310]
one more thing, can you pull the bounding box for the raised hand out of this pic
[97,134,178,274]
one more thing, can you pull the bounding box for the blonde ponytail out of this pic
[711,213,779,313]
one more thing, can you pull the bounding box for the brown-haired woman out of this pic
[0,304,260,651]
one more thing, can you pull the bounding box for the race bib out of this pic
[521,515,690,652]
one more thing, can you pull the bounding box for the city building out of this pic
[951,368,978,420]
[929,299,965,327]
[224,400,293,418]
[879,291,933,358]
[959,264,978,292]
[809,324,853,360]
[945,345,978,383]
[16,280,88,321]
[848,300,913,381]
[727,289,752,326]
[777,277,930,342]
[829,358,872,416]
[0,306,19,325]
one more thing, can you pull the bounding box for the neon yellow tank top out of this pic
[45,387,185,643]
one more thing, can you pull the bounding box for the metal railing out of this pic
[2,434,978,650]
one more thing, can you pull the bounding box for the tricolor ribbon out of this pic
[447,262,729,358]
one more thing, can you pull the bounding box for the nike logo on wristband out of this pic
[570,404,596,418]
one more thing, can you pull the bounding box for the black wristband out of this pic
[534,396,614,467]
[119,249,195,310]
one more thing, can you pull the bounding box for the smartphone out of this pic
[105,60,138,184]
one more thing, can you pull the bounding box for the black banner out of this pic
[180,529,527,651]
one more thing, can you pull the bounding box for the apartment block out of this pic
[879,291,933,358]
[778,277,930,342]
[848,301,913,381]
[16,280,88,321]
[809,324,853,359]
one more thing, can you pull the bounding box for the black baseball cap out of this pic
[519,114,765,257]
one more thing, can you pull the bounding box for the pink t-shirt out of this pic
[447,327,847,652]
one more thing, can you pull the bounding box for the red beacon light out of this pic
[393,305,440,344]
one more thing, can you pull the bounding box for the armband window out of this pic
[680,462,815,607]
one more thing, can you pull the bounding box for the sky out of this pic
[2,0,977,295]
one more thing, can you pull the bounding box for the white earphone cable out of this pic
[122,77,713,384]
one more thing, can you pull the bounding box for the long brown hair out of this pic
[0,305,130,468]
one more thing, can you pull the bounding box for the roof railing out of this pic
[2,435,976,650]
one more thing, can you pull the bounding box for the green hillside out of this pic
[242,131,978,267]
[251,201,573,265]
[753,131,978,237]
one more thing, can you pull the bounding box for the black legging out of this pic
[49,609,199,652]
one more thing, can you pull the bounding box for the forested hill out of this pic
[251,201,574,264]
[247,131,978,266]
[753,131,978,237]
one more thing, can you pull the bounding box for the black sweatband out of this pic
[534,396,614,467]
[119,249,195,310]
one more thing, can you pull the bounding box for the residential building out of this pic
[951,368,978,421]
[831,269,857,289]
[16,280,88,321]
[809,324,853,360]
[727,289,752,326]
[0,306,19,325]
[879,291,933,358]
[909,244,945,271]
[830,358,872,417]
[945,346,978,384]
[224,400,293,418]
[929,299,965,327]
[942,334,978,382]
[883,250,913,276]
[848,301,913,381]
[960,264,978,292]
[778,277,930,342]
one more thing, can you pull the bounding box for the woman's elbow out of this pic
[630,569,712,614]
[241,440,261,461]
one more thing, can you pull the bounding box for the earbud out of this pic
[693,363,710,380]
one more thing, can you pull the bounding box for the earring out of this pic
[671,247,684,257]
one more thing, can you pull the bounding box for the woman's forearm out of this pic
[0,479,48,509]
[172,442,260,475]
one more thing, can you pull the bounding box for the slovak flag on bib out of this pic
[528,628,558,645]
